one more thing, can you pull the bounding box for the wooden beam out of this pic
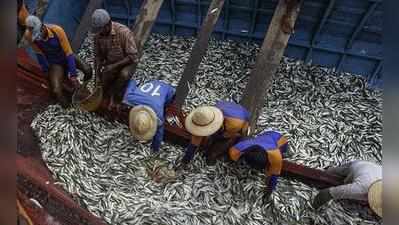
[174,0,225,108]
[131,0,165,53]
[240,0,302,131]
[71,0,104,52]
[282,160,343,189]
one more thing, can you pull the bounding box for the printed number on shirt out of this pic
[140,83,161,97]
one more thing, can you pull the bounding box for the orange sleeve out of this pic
[18,4,29,26]
[51,25,73,56]
[277,136,288,148]
[266,149,283,176]
[229,147,241,161]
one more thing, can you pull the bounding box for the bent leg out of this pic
[112,64,134,103]
[328,182,367,201]
[48,65,68,107]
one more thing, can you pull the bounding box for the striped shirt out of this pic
[94,22,138,65]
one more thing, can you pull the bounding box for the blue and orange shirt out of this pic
[26,24,77,77]
[215,101,250,138]
[188,101,250,148]
[229,131,288,190]
[123,80,175,151]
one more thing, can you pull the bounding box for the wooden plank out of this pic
[71,0,104,52]
[131,0,165,53]
[240,0,302,130]
[174,0,225,107]
[282,160,343,189]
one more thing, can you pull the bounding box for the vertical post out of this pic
[131,0,165,53]
[71,0,104,52]
[174,0,225,107]
[240,0,302,132]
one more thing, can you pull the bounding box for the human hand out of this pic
[102,64,117,74]
[69,76,80,89]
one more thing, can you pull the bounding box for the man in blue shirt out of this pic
[229,131,289,199]
[123,80,175,152]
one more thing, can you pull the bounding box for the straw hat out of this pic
[368,179,382,217]
[185,106,224,137]
[129,105,158,141]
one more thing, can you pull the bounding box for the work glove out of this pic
[312,188,333,209]
[151,140,160,153]
[263,186,273,202]
[182,144,196,164]
[69,76,80,89]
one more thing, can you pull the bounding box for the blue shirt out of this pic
[216,101,250,121]
[229,131,289,191]
[123,80,175,151]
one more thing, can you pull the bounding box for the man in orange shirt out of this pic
[25,15,92,107]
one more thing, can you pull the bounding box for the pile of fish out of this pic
[31,34,382,225]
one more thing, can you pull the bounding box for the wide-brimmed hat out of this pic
[185,106,223,137]
[368,179,382,217]
[129,105,158,141]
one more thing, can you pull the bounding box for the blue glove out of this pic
[268,175,279,191]
[182,144,197,164]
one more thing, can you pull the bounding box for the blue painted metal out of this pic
[305,0,336,63]
[23,0,383,89]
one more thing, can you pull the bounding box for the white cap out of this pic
[91,9,111,33]
[25,15,43,41]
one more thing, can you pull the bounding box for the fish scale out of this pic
[31,34,382,225]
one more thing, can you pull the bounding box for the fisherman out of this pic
[123,79,175,152]
[182,101,250,165]
[312,160,382,217]
[91,9,139,110]
[228,131,289,198]
[17,0,29,44]
[24,15,92,107]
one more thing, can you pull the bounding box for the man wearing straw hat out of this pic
[182,101,250,165]
[123,79,175,152]
[228,131,289,199]
[312,160,382,218]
